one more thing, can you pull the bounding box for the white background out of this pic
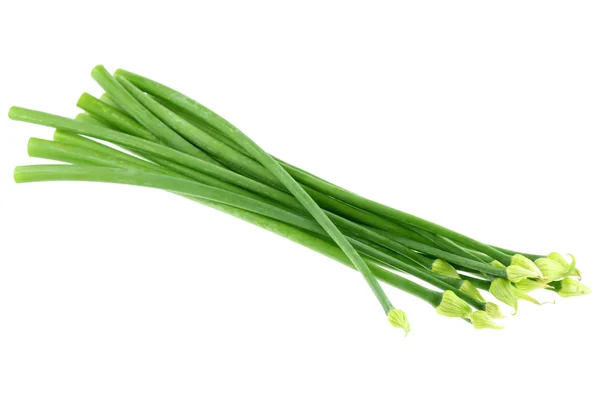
[1,1,599,399]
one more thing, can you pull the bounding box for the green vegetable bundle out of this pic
[9,65,591,334]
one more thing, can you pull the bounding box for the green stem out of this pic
[18,106,399,317]
[15,164,321,234]
[348,240,485,309]
[79,94,422,237]
[12,106,506,281]
[78,93,158,143]
[22,163,441,305]
[176,201,443,307]
[91,66,218,165]
[10,107,303,212]
[26,137,484,306]
[116,78,275,184]
[408,228,486,262]
[134,95,510,270]
[14,163,430,316]
[109,68,414,317]
[139,95,490,266]
[491,246,543,261]
[59,115,481,276]
[99,93,122,110]
[458,274,491,291]
[51,133,287,209]
[152,95,248,154]
[116,68,512,265]
[371,230,505,276]
[71,110,445,270]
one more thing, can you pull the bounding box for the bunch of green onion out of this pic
[9,65,591,334]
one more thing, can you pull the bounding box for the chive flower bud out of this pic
[507,254,543,282]
[556,278,592,298]
[460,281,485,302]
[515,279,550,293]
[436,290,473,318]
[432,259,460,279]
[387,309,410,335]
[470,310,503,330]
[547,252,580,279]
[485,302,505,319]
[490,278,518,314]
[534,258,570,282]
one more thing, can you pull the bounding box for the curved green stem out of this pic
[25,137,485,306]
[116,68,512,265]
[369,230,505,276]
[91,66,217,164]
[15,159,397,316]
[79,94,422,237]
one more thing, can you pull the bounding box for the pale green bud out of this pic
[546,252,570,268]
[507,254,543,282]
[387,309,410,335]
[507,265,539,282]
[556,278,592,298]
[490,278,519,315]
[490,278,518,314]
[547,252,580,279]
[432,259,460,279]
[436,290,473,318]
[470,310,503,330]
[485,302,505,319]
[535,258,570,282]
[460,281,485,302]
[515,278,551,293]
[491,260,507,269]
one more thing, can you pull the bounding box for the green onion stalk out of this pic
[29,134,493,310]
